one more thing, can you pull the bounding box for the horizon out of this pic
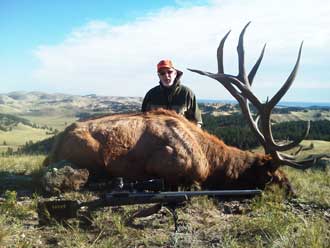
[1,90,330,108]
[1,0,329,103]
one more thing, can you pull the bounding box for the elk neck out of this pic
[194,130,273,189]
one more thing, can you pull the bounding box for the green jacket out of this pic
[142,70,203,125]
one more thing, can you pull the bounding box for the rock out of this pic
[221,200,245,214]
[42,160,89,194]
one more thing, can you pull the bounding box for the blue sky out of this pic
[1,0,329,103]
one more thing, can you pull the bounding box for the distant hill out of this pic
[0,91,143,117]
[1,91,329,121]
[199,102,330,123]
[0,113,33,131]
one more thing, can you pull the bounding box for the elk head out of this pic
[189,22,324,172]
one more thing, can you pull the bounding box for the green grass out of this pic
[0,155,45,194]
[234,201,329,247]
[0,115,76,153]
[21,115,77,132]
[0,123,52,150]
[253,140,330,153]
[285,167,330,206]
[0,154,45,174]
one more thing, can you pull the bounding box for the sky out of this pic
[1,0,330,103]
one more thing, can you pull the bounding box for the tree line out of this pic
[203,113,330,149]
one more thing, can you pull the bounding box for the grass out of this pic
[0,115,76,153]
[246,186,330,247]
[285,167,330,206]
[21,115,77,132]
[0,147,329,247]
[253,140,330,154]
[232,206,329,247]
[0,155,45,194]
[0,154,45,174]
[0,123,52,151]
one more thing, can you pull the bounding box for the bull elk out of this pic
[44,23,323,194]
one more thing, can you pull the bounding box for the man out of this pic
[142,59,203,126]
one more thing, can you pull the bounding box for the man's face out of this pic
[158,68,177,87]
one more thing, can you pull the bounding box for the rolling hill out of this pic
[1,91,329,154]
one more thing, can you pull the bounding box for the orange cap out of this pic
[157,60,174,71]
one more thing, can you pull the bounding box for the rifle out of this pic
[37,181,262,231]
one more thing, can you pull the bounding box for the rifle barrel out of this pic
[158,189,262,197]
[102,189,262,206]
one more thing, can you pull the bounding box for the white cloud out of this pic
[33,0,330,102]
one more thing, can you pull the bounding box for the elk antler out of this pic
[189,22,322,170]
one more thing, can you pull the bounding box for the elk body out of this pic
[45,109,289,191]
[45,23,318,193]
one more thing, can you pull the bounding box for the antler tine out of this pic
[237,21,251,85]
[217,30,231,74]
[187,69,216,78]
[272,120,310,152]
[293,145,304,156]
[238,97,267,147]
[259,41,312,163]
[279,157,317,170]
[280,152,301,160]
[248,43,266,86]
[277,153,330,170]
[268,42,304,109]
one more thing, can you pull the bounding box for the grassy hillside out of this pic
[20,115,76,132]
[0,124,52,153]
[0,113,54,152]
[272,109,330,122]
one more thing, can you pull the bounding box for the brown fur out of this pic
[45,109,292,191]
